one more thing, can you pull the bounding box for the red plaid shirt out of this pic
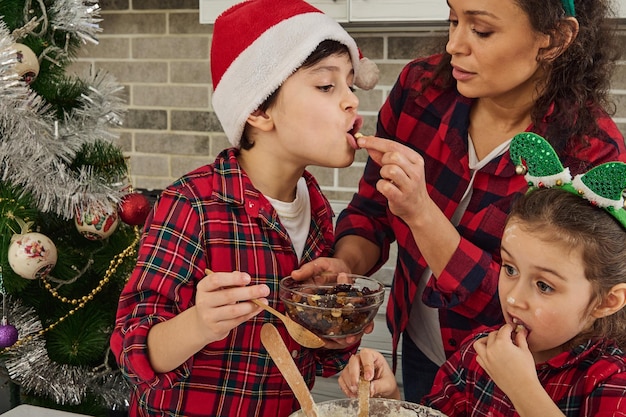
[423,332,626,416]
[335,54,626,364]
[111,148,356,417]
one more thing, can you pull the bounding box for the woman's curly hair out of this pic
[428,0,620,152]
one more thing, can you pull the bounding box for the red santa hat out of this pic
[211,0,379,147]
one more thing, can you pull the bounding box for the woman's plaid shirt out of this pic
[335,54,626,366]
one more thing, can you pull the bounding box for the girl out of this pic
[338,133,626,416]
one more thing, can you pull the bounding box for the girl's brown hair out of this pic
[508,187,626,349]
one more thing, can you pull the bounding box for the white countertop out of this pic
[0,405,91,416]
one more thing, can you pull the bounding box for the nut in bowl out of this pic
[279,273,384,339]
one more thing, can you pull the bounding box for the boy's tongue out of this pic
[347,116,364,150]
[347,133,359,150]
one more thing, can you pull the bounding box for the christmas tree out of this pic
[0,1,149,415]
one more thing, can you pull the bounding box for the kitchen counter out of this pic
[0,405,91,417]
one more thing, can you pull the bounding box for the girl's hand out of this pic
[195,270,270,343]
[338,348,401,400]
[356,136,432,227]
[473,324,538,395]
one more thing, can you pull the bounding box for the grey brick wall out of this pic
[76,1,626,199]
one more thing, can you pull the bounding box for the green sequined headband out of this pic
[510,132,626,229]
[561,0,575,16]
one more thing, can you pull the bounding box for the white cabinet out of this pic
[199,0,349,23]
[618,0,626,17]
[199,0,447,24]
[199,0,237,24]
[309,0,349,22]
[349,0,447,22]
[200,0,626,24]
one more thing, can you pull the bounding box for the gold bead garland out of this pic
[0,227,140,354]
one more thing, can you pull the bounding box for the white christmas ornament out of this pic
[74,201,119,240]
[11,43,39,84]
[8,232,58,280]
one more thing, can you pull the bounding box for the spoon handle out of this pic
[251,298,287,321]
[261,323,319,417]
[358,377,370,417]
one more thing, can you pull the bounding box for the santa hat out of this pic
[211,0,379,147]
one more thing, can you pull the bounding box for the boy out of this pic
[110,0,378,416]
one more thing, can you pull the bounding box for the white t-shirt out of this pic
[265,177,311,262]
[406,136,511,365]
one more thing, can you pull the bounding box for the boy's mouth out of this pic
[347,116,364,150]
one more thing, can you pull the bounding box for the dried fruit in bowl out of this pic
[279,273,384,338]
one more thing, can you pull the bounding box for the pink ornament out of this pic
[8,232,57,280]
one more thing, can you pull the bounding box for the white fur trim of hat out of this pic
[211,0,379,148]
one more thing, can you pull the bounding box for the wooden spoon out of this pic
[357,377,370,417]
[204,269,325,349]
[261,323,319,417]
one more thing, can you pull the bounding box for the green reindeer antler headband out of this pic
[561,0,575,17]
[510,132,626,229]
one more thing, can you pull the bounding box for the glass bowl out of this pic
[279,272,384,339]
[289,398,448,416]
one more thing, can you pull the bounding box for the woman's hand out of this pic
[338,348,401,400]
[356,135,459,278]
[290,257,351,281]
[356,135,431,228]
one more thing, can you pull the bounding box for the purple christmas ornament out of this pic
[0,318,18,348]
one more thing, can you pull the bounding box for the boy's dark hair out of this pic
[508,187,626,349]
[240,40,351,150]
[427,0,618,152]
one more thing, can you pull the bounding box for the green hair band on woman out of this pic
[561,0,576,16]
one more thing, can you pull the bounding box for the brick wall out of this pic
[75,1,626,201]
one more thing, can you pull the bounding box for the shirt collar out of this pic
[542,339,621,370]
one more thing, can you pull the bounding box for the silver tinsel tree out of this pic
[0,1,140,415]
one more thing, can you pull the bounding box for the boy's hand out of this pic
[195,270,270,343]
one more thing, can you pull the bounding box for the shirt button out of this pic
[448,338,457,347]
[291,350,298,358]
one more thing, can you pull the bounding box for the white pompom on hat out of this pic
[211,0,379,148]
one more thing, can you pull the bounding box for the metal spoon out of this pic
[204,269,325,349]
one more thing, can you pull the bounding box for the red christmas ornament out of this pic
[119,193,152,226]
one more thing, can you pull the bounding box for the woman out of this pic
[292,0,626,402]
